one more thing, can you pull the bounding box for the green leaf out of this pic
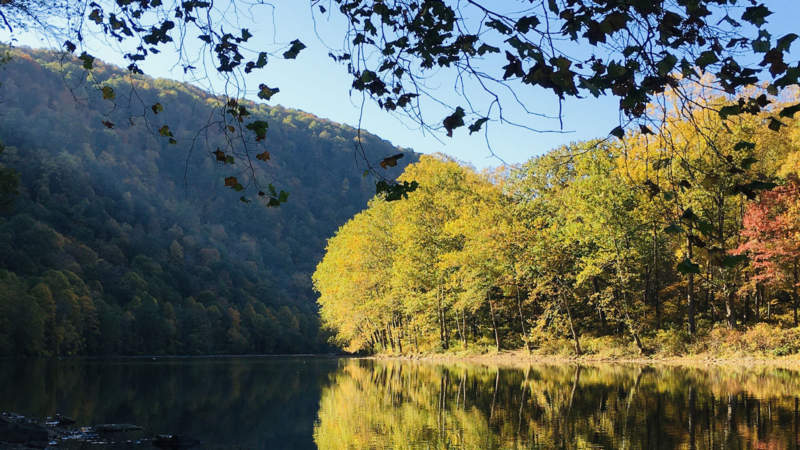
[245,120,269,141]
[657,53,677,76]
[695,50,719,69]
[768,117,785,131]
[718,104,740,119]
[742,5,771,27]
[159,125,173,137]
[733,141,755,151]
[677,258,701,275]
[695,219,714,236]
[379,153,404,169]
[752,39,770,53]
[376,180,419,201]
[609,126,624,139]
[442,107,465,137]
[740,157,758,170]
[151,103,164,114]
[720,254,748,268]
[776,33,799,52]
[283,39,306,59]
[779,103,800,118]
[468,117,489,134]
[664,223,683,234]
[78,52,95,70]
[101,86,115,100]
[257,84,280,101]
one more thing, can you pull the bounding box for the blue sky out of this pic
[5,1,800,169]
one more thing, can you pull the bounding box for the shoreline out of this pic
[365,349,800,369]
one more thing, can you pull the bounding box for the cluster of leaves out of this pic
[324,0,800,139]
[0,49,415,356]
[315,87,800,355]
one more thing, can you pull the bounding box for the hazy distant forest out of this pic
[0,49,413,355]
[1,0,800,357]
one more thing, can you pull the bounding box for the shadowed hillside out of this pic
[0,48,417,356]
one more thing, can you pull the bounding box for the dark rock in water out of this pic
[0,414,49,445]
[55,414,76,426]
[93,423,144,432]
[152,434,201,449]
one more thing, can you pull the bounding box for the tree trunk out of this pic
[687,234,696,335]
[562,294,581,355]
[515,285,530,352]
[387,323,396,352]
[488,298,501,351]
[462,311,468,348]
[652,225,661,328]
[754,286,760,322]
[725,288,736,329]
[437,288,446,349]
[793,258,798,327]
[592,278,607,332]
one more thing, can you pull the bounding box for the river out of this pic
[1,357,799,448]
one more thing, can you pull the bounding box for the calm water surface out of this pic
[1,357,799,449]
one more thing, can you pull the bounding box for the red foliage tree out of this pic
[736,180,800,325]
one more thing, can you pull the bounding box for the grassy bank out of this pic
[370,323,800,368]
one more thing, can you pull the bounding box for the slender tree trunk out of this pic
[592,278,607,332]
[725,287,736,329]
[688,386,697,450]
[562,294,581,355]
[455,309,464,348]
[687,234,696,335]
[387,323,396,352]
[462,311,468,347]
[515,285,530,352]
[624,307,645,354]
[743,293,750,325]
[754,287,760,322]
[489,369,499,421]
[793,258,798,327]
[488,298,501,351]
[653,225,661,328]
[568,365,581,413]
[437,287,446,349]
[517,367,529,436]
[396,319,403,353]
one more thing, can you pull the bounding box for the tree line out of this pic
[314,86,800,356]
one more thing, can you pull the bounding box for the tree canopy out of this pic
[314,89,800,355]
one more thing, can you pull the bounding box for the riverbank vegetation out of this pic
[314,85,800,358]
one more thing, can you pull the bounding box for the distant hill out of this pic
[0,48,417,356]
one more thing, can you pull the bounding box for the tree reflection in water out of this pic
[314,360,800,449]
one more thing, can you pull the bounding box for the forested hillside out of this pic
[315,87,800,357]
[0,48,415,356]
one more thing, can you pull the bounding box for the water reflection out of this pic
[1,358,799,448]
[314,361,800,449]
[0,357,340,449]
